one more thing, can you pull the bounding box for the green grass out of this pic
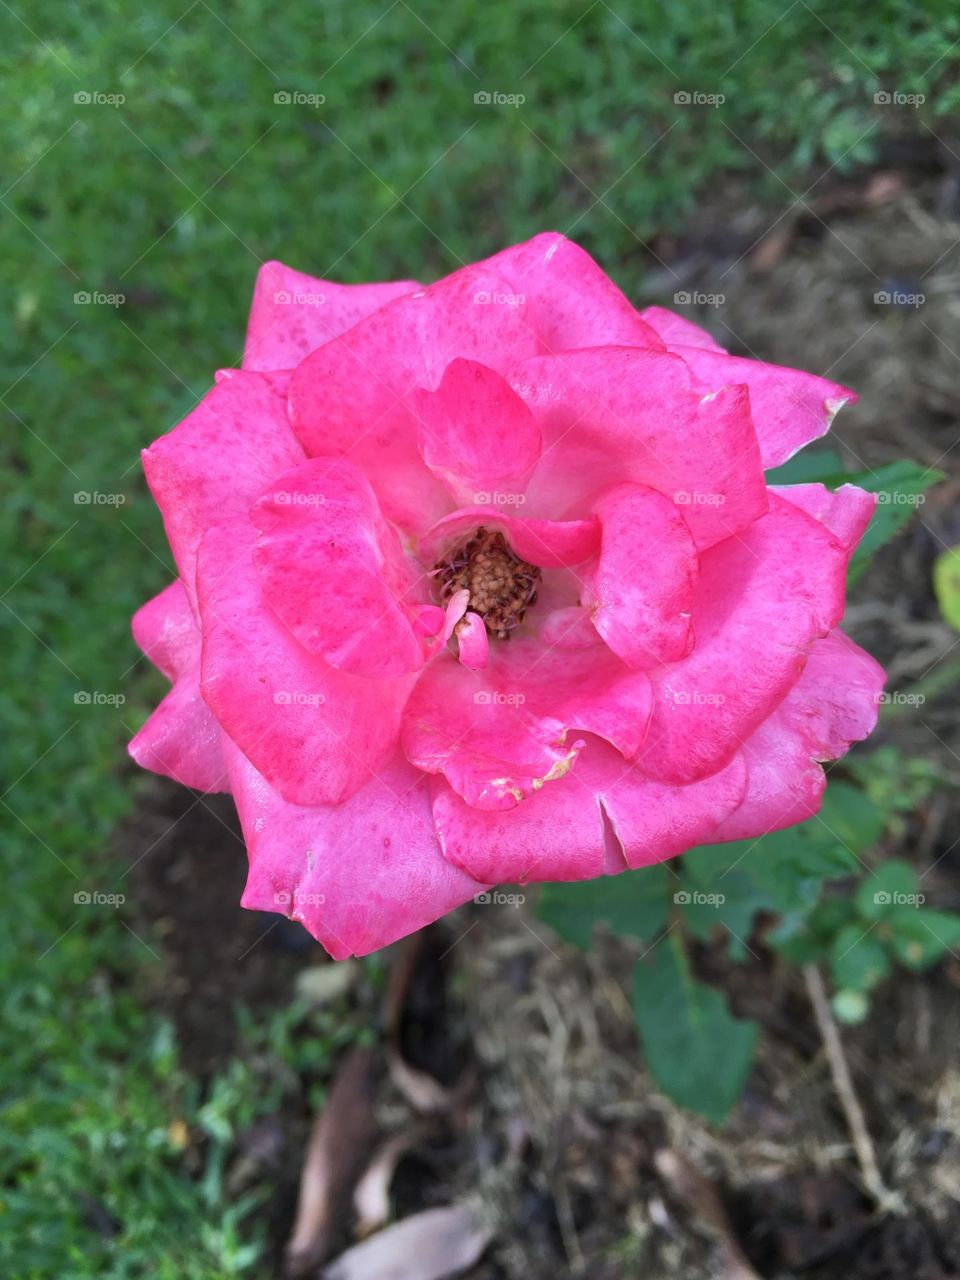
[2,0,959,1272]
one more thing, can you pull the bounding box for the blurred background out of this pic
[2,2,960,1276]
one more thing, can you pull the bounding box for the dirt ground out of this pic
[123,143,960,1279]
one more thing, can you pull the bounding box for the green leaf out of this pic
[829,923,891,993]
[537,865,670,949]
[842,462,943,582]
[632,932,758,1124]
[933,545,960,630]
[888,909,960,971]
[854,859,919,920]
[766,446,844,485]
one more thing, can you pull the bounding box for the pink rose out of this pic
[130,233,884,958]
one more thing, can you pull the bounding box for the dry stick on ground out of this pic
[802,964,905,1214]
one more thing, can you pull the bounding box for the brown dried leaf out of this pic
[285,1046,381,1277]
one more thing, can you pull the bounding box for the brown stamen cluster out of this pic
[432,527,541,639]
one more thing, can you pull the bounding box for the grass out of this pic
[1,0,959,1272]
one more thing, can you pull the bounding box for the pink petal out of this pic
[287,265,543,534]
[669,346,857,469]
[419,508,599,569]
[430,765,607,884]
[131,579,198,681]
[412,358,541,497]
[583,484,698,669]
[401,639,652,811]
[538,605,603,650]
[196,519,415,807]
[510,349,767,548]
[129,666,229,792]
[479,232,667,351]
[142,370,304,607]
[251,458,425,678]
[714,630,885,840]
[456,612,489,670]
[129,578,227,791]
[242,260,419,372]
[638,305,726,352]
[640,494,849,785]
[582,738,748,869]
[226,740,485,960]
[772,482,876,554]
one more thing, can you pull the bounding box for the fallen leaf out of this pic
[322,1204,493,1280]
[285,1046,382,1277]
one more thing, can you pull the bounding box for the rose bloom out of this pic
[130,233,884,958]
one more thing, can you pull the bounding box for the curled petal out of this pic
[511,348,767,547]
[585,739,748,869]
[638,305,726,352]
[142,370,304,607]
[197,519,415,807]
[288,266,542,533]
[456,612,489,670]
[412,358,541,497]
[583,483,698,669]
[714,630,885,840]
[480,232,667,351]
[129,670,229,792]
[132,579,199,681]
[129,578,227,791]
[252,457,425,677]
[243,260,419,372]
[227,741,486,960]
[668,345,857,469]
[401,639,652,811]
[772,482,876,555]
[640,495,849,785]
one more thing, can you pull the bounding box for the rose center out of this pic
[431,527,541,640]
